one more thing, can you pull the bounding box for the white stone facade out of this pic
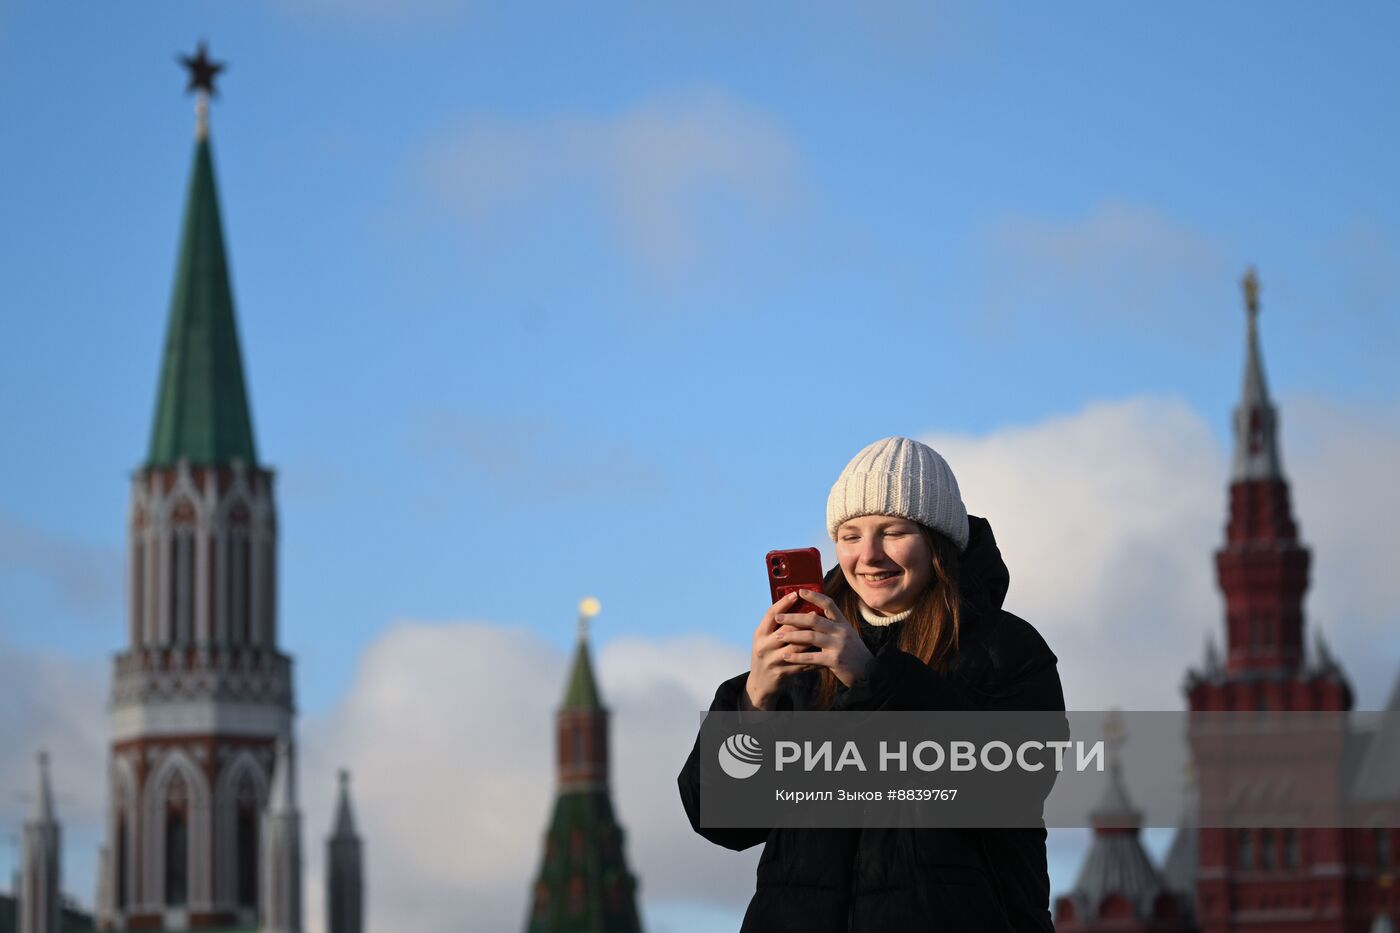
[98,461,296,931]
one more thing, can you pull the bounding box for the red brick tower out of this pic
[524,600,643,933]
[1183,270,1388,932]
[95,46,298,931]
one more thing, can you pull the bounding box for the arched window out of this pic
[166,813,188,904]
[236,774,259,908]
[132,543,145,647]
[116,814,129,909]
[225,503,251,646]
[165,773,189,905]
[169,501,196,645]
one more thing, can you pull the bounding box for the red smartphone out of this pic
[766,548,824,613]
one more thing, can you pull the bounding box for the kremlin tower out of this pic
[1059,270,1400,932]
[525,600,644,933]
[94,45,301,931]
[1180,270,1395,931]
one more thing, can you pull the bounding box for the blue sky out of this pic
[2,2,1399,930]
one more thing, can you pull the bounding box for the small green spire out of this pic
[562,638,602,711]
[146,135,258,468]
[562,599,603,711]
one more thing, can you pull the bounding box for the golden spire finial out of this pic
[577,596,601,641]
[1242,266,1260,321]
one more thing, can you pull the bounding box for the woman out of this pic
[678,436,1064,932]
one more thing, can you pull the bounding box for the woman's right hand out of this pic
[745,591,808,710]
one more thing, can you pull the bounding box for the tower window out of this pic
[166,773,189,905]
[166,810,188,904]
[132,545,145,647]
[236,775,259,908]
[170,531,194,645]
[116,814,129,909]
[226,529,252,644]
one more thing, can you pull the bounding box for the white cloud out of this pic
[921,396,1225,709]
[979,201,1230,340]
[415,88,801,277]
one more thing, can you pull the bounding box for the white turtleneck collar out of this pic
[858,603,913,627]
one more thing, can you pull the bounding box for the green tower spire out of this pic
[146,110,258,468]
[526,601,643,932]
[562,639,602,711]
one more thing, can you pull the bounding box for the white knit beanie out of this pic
[826,436,970,551]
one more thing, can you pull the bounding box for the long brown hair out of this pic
[814,525,963,709]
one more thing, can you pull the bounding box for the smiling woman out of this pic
[677,436,1066,932]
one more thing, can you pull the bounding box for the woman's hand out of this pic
[745,592,810,710]
[775,590,875,688]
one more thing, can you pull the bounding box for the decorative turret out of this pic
[1054,713,1190,931]
[20,752,61,933]
[525,599,643,933]
[559,598,606,791]
[326,770,363,933]
[1183,271,1373,932]
[261,739,302,933]
[1187,268,1350,698]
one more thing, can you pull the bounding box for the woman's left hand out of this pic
[774,590,876,688]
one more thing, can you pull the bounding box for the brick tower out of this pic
[525,601,643,933]
[1183,270,1393,931]
[95,45,298,931]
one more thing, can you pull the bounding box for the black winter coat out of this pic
[677,515,1065,932]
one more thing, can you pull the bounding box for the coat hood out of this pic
[959,514,1010,616]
